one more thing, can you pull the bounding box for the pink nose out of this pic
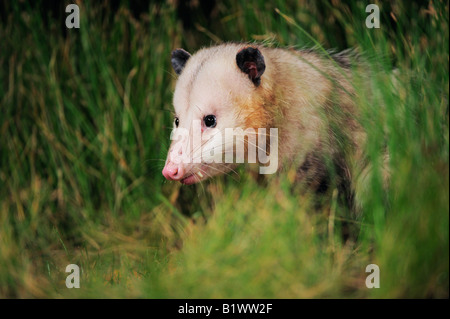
[162,161,185,181]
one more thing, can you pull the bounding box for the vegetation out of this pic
[0,0,448,298]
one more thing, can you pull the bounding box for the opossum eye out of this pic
[174,117,179,128]
[203,115,217,128]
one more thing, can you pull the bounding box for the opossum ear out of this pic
[236,47,266,86]
[171,49,191,75]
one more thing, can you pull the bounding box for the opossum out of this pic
[162,43,366,203]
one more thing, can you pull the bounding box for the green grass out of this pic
[0,0,448,298]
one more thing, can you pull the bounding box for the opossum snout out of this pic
[162,160,186,181]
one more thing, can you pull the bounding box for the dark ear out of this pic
[171,49,191,75]
[236,47,266,86]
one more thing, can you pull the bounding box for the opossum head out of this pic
[162,45,271,185]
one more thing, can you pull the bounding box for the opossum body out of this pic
[162,43,364,198]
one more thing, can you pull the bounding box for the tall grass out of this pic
[0,0,448,298]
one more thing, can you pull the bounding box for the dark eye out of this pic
[174,117,179,127]
[203,115,216,128]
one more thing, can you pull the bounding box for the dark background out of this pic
[0,0,430,50]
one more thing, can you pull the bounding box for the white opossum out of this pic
[162,43,366,203]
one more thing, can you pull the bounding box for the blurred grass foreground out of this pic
[0,0,448,298]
